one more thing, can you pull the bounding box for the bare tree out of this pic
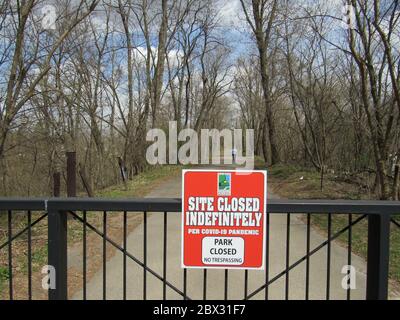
[239,0,280,164]
[345,0,399,199]
[0,0,99,195]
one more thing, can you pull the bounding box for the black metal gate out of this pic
[1,198,399,300]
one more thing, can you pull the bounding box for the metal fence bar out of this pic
[83,211,87,300]
[143,211,147,300]
[44,198,181,212]
[203,269,207,300]
[305,213,311,300]
[163,212,167,300]
[8,198,394,214]
[285,213,290,300]
[183,269,187,300]
[265,213,270,300]
[326,213,332,300]
[0,198,46,210]
[8,210,13,300]
[244,270,248,300]
[266,199,400,214]
[103,211,107,300]
[224,269,229,300]
[27,210,32,300]
[366,214,391,300]
[1,198,400,214]
[123,211,127,300]
[347,214,352,300]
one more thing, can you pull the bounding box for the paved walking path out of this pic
[72,162,396,300]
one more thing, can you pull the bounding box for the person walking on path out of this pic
[232,147,237,164]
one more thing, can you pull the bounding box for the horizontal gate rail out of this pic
[46,198,182,212]
[1,198,399,213]
[0,197,399,301]
[0,198,46,210]
[0,198,400,215]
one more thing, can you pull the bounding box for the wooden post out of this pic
[53,172,61,197]
[66,152,76,197]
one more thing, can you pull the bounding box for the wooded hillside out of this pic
[0,0,399,200]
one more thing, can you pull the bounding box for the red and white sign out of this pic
[181,170,267,270]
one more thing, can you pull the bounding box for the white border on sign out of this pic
[181,169,267,270]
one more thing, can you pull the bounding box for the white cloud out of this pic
[218,0,245,28]
[132,46,184,68]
